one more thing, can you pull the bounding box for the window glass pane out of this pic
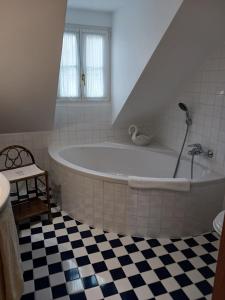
[84,34,105,98]
[58,32,80,98]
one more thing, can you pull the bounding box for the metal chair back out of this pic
[0,145,35,171]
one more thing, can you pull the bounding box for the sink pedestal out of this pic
[0,174,23,300]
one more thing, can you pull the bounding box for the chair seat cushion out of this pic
[1,164,45,182]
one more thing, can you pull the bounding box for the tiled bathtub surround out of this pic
[50,158,224,238]
[52,103,130,148]
[153,41,225,175]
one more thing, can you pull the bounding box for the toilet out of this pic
[213,210,225,236]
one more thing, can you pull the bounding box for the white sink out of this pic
[0,173,10,212]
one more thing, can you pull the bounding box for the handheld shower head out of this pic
[178,103,188,112]
[173,102,192,178]
[178,102,192,126]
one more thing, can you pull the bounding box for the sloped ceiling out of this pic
[112,0,183,124]
[113,0,225,126]
[0,0,67,133]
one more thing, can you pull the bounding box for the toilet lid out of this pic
[213,211,225,235]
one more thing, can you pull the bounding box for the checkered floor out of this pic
[19,210,219,300]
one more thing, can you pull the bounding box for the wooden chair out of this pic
[0,145,51,224]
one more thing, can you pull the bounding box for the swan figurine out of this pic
[128,125,153,146]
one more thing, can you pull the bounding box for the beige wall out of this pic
[0,0,67,133]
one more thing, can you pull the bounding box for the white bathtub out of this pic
[49,143,225,238]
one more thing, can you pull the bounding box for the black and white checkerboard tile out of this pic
[19,210,219,300]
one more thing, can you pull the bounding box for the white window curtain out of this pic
[58,32,80,98]
[82,33,106,98]
[58,26,110,101]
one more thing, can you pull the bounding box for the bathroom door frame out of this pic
[212,217,225,299]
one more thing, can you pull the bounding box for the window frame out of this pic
[57,24,111,103]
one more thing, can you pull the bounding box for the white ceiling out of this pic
[67,0,127,12]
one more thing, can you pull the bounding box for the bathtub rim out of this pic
[49,142,225,187]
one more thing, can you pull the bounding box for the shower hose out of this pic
[173,124,189,178]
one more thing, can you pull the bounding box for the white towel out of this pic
[128,176,190,192]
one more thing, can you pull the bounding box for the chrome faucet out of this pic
[188,144,213,158]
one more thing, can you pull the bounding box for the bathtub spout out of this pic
[188,144,214,158]
[188,144,214,179]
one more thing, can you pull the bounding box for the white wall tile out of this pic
[153,41,225,175]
